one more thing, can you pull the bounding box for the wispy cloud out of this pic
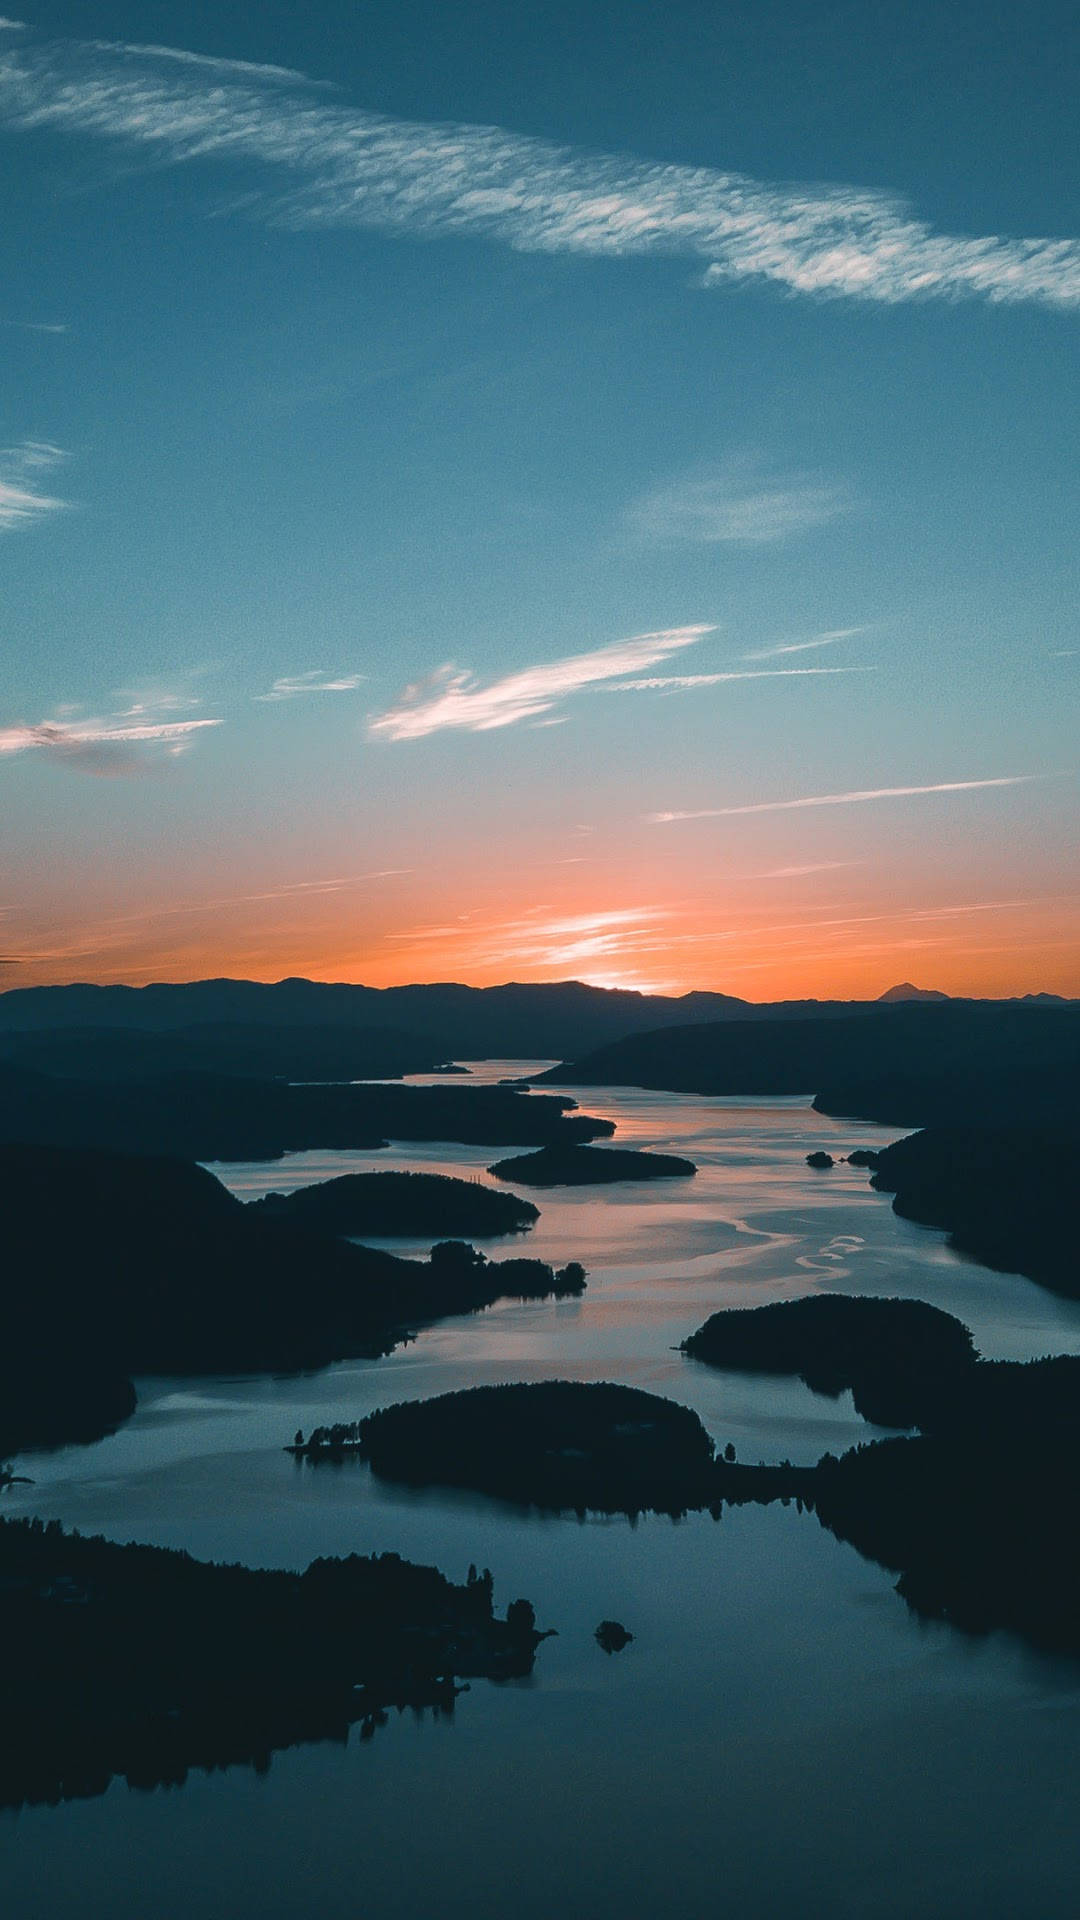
[97,42,315,84]
[626,467,850,546]
[256,669,368,702]
[748,861,863,878]
[743,627,869,660]
[0,713,221,775]
[369,625,712,740]
[0,440,69,530]
[1,318,68,333]
[2,37,1080,309]
[649,774,1056,822]
[608,665,872,691]
[0,19,27,31]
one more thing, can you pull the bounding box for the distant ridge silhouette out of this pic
[3,976,1072,1065]
[877,982,950,1002]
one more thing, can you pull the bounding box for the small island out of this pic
[251,1170,539,1238]
[486,1144,698,1187]
[595,1620,633,1653]
[0,1515,545,1810]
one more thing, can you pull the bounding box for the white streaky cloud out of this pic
[648,774,1056,823]
[0,20,26,31]
[369,625,713,740]
[0,715,221,775]
[627,469,849,545]
[749,861,864,879]
[609,666,873,690]
[0,439,69,529]
[1,318,68,332]
[743,627,869,660]
[98,42,317,84]
[256,669,368,701]
[2,39,1080,309]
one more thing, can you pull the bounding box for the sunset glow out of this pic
[2,19,1076,1005]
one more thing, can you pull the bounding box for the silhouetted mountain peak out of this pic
[878,982,951,1003]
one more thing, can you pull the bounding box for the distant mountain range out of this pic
[0,976,1072,1065]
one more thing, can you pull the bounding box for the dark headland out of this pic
[681,1294,977,1429]
[866,1127,1079,1298]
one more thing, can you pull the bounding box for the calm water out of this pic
[5,1067,1080,1918]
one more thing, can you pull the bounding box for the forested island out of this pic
[308,1380,724,1516]
[0,1063,614,1162]
[0,1516,545,1810]
[0,1143,586,1456]
[486,1144,697,1186]
[251,1169,539,1237]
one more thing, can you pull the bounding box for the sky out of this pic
[1,0,1077,1000]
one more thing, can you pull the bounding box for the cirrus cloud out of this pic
[648,773,1057,822]
[256,669,368,702]
[0,440,69,530]
[0,713,222,775]
[369,625,714,741]
[2,36,1080,309]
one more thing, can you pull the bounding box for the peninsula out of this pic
[0,1516,545,1811]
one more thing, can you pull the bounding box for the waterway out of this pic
[5,1066,1080,1918]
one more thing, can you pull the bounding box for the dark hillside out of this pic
[538,1002,1080,1096]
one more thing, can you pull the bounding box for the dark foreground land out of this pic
[0,1517,544,1811]
[0,1143,585,1456]
[252,1169,539,1237]
[306,1333,1080,1655]
[0,1063,614,1162]
[487,1144,698,1186]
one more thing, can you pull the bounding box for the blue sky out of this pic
[2,2,1077,995]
